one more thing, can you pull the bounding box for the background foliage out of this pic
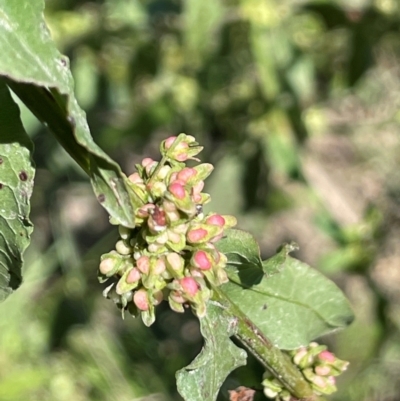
[1,0,400,400]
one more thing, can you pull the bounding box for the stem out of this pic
[147,134,185,186]
[212,286,316,401]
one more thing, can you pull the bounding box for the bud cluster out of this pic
[262,342,349,400]
[98,134,236,326]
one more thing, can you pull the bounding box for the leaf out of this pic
[218,230,354,350]
[217,229,264,287]
[184,0,224,68]
[0,0,136,227]
[303,3,349,29]
[176,303,247,401]
[0,80,34,302]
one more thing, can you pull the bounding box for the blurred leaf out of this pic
[184,0,224,68]
[176,303,247,401]
[219,230,354,349]
[0,0,137,228]
[250,26,280,100]
[348,28,374,87]
[303,3,349,29]
[0,80,34,302]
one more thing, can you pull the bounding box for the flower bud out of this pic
[157,165,171,180]
[142,158,158,176]
[318,350,335,363]
[128,172,143,185]
[116,267,141,295]
[303,368,337,395]
[166,253,185,276]
[116,240,132,255]
[126,268,141,284]
[168,182,186,200]
[177,167,197,184]
[192,250,213,270]
[315,365,332,376]
[187,227,207,243]
[168,292,185,313]
[154,258,166,274]
[193,163,214,181]
[148,181,167,198]
[161,134,202,162]
[206,214,225,227]
[180,277,199,297]
[187,224,222,244]
[134,289,150,311]
[166,231,186,252]
[99,251,125,280]
[137,256,150,274]
[118,225,132,240]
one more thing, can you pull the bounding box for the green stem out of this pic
[146,134,185,186]
[212,286,316,400]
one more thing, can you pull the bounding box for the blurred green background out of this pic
[2,0,400,399]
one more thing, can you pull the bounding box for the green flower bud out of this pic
[161,134,203,162]
[166,253,185,277]
[116,240,133,255]
[98,251,125,282]
[116,267,141,295]
[118,225,132,240]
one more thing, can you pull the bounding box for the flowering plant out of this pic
[96,134,354,401]
[0,2,354,399]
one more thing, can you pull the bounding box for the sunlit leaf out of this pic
[0,80,34,302]
[218,230,355,349]
[176,303,247,401]
[0,0,136,228]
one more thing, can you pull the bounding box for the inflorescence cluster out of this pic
[98,134,236,326]
[262,342,349,400]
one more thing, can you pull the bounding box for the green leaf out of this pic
[217,229,264,287]
[218,230,354,350]
[0,0,136,227]
[176,303,247,401]
[0,80,34,302]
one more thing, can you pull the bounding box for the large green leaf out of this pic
[176,303,247,401]
[0,0,136,228]
[218,230,354,349]
[0,80,34,302]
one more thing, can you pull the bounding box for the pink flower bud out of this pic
[177,167,197,183]
[126,268,141,284]
[192,250,212,270]
[168,182,186,200]
[319,351,335,363]
[137,256,150,274]
[154,258,166,274]
[128,172,143,184]
[192,193,202,203]
[142,157,154,167]
[134,289,150,311]
[164,136,177,149]
[206,214,226,227]
[315,365,331,376]
[187,228,208,243]
[180,277,199,297]
[192,180,204,195]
